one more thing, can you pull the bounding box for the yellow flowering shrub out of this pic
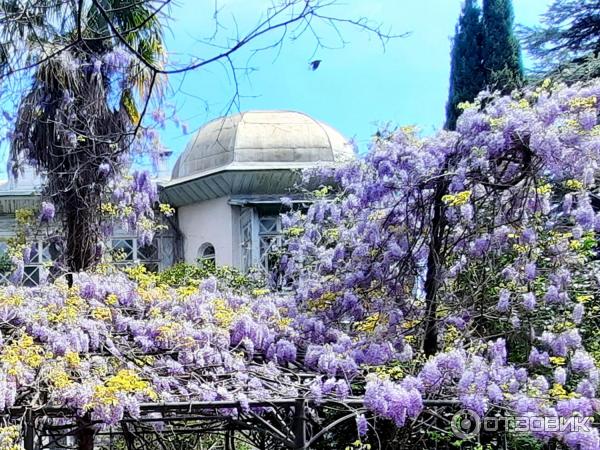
[0,425,21,450]
[441,190,471,207]
[89,370,157,408]
[564,179,584,191]
[0,334,47,376]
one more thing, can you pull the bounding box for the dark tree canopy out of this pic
[445,0,485,130]
[521,0,600,82]
[482,0,523,90]
[445,0,523,130]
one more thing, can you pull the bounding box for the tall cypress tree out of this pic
[482,0,524,90]
[445,0,485,130]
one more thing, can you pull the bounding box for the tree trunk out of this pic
[65,188,99,274]
[423,175,450,357]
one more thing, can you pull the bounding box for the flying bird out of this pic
[309,60,322,71]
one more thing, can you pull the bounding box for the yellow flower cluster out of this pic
[536,183,552,195]
[488,117,506,128]
[276,317,293,330]
[14,208,34,225]
[325,228,340,240]
[457,101,478,111]
[213,298,237,327]
[138,217,155,232]
[345,440,372,450]
[532,79,553,99]
[355,313,383,333]
[91,307,112,322]
[441,190,471,207]
[577,294,593,303]
[564,119,582,130]
[314,186,331,198]
[1,334,46,376]
[124,265,160,290]
[46,294,85,324]
[0,425,21,450]
[100,203,118,216]
[564,179,584,191]
[158,203,175,216]
[368,363,404,381]
[251,288,270,297]
[569,96,597,110]
[0,292,23,308]
[90,370,157,408]
[175,285,197,299]
[285,226,304,237]
[48,367,73,389]
[64,351,81,368]
[308,291,337,311]
[106,293,119,305]
[443,325,461,351]
[548,383,579,400]
[552,321,575,333]
[156,322,182,343]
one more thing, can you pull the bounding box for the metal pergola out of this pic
[6,398,460,450]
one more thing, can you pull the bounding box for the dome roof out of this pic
[171,110,354,180]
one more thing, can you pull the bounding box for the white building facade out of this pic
[0,110,353,281]
[160,110,353,272]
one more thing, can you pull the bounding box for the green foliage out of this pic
[157,261,265,292]
[505,432,545,450]
[520,0,600,82]
[445,0,485,130]
[0,252,12,274]
[482,0,523,91]
[445,0,523,130]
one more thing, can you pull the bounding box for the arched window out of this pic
[198,243,216,266]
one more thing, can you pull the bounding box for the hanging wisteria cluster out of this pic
[0,270,304,425]
[278,79,600,448]
[4,77,600,448]
[0,266,588,448]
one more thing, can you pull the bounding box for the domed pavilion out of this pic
[159,110,353,272]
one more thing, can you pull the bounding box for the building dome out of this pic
[171,110,354,180]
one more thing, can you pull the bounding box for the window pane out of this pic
[23,266,39,287]
[259,217,277,234]
[29,244,39,264]
[138,243,158,261]
[202,245,215,259]
[143,263,159,273]
[112,239,134,261]
[41,242,52,262]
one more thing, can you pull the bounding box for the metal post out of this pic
[121,422,136,450]
[76,413,95,450]
[224,430,237,450]
[24,409,34,450]
[292,399,306,450]
[259,434,267,450]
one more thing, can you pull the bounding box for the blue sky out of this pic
[161,0,551,165]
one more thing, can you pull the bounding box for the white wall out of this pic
[178,196,235,266]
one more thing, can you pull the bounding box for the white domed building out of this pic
[160,110,354,272]
[0,110,353,283]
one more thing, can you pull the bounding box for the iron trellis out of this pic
[8,398,462,450]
